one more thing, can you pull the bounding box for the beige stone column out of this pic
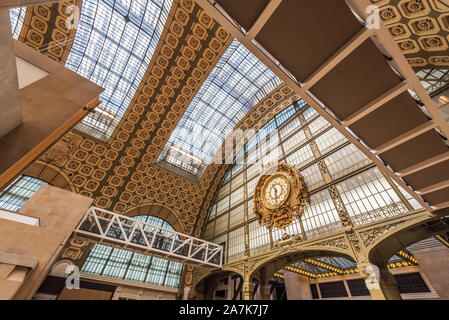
[358,263,401,300]
[412,246,449,299]
[182,286,191,300]
[284,272,313,300]
[242,279,254,300]
[259,284,271,300]
[378,268,402,300]
[226,276,235,300]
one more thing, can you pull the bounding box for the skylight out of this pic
[9,7,26,40]
[159,39,282,176]
[417,68,449,96]
[65,0,173,141]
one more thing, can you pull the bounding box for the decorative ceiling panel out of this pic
[373,0,449,69]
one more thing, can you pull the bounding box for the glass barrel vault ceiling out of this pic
[159,39,282,176]
[65,0,173,140]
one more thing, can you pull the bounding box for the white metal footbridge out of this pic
[74,207,223,268]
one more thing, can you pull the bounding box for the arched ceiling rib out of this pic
[375,0,449,97]
[275,253,417,279]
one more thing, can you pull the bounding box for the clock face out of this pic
[263,174,290,208]
[254,162,309,231]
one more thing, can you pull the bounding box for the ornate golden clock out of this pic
[254,162,309,231]
[262,173,290,209]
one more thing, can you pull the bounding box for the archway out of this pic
[246,248,356,300]
[368,217,449,266]
[191,270,242,300]
[23,161,76,193]
[125,202,184,234]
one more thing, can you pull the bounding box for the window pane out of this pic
[336,168,408,226]
[0,176,47,212]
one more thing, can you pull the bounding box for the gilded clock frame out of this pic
[254,162,309,231]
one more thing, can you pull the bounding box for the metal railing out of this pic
[74,207,223,268]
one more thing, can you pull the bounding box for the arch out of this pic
[368,217,449,266]
[191,270,241,300]
[124,202,185,234]
[23,161,76,193]
[49,260,75,277]
[248,248,356,283]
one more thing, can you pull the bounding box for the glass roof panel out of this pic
[65,0,173,140]
[9,7,26,40]
[160,39,282,175]
[317,257,357,270]
[416,68,449,96]
[388,255,404,263]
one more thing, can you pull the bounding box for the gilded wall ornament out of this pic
[359,221,407,247]
[313,237,349,251]
[40,132,82,167]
